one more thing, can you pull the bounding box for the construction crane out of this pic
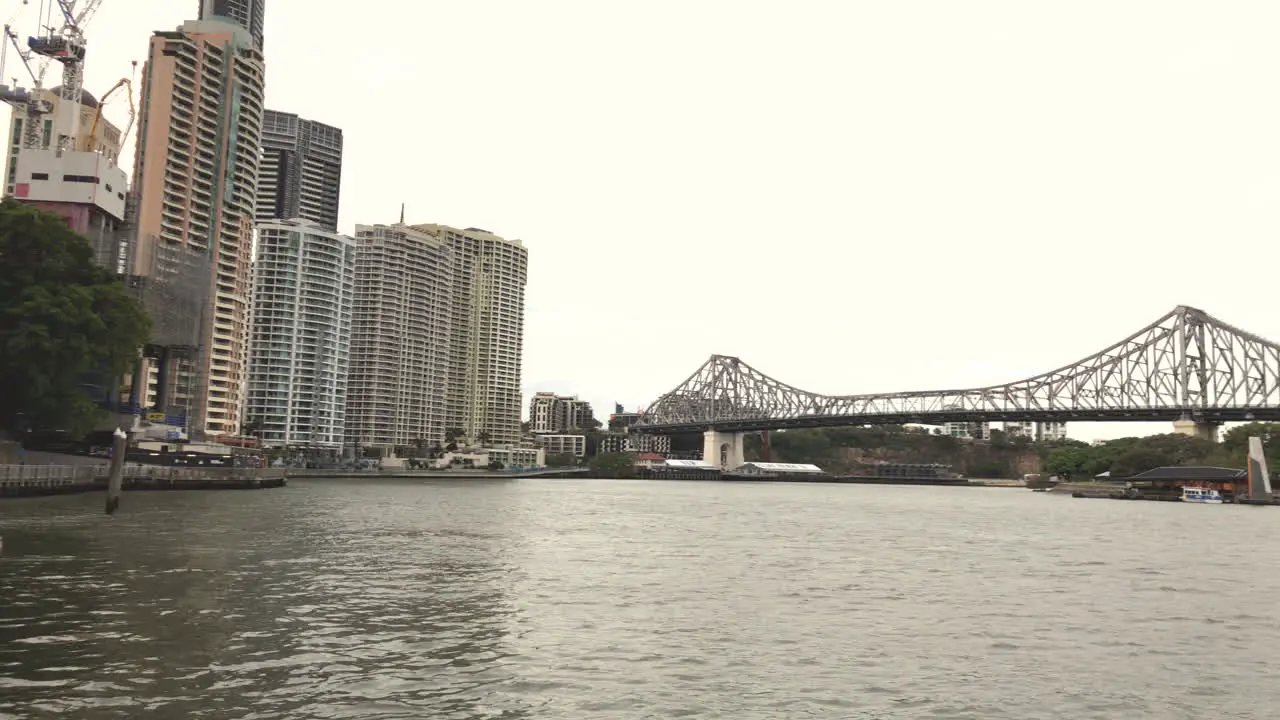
[0,22,52,150]
[26,0,103,153]
[81,59,134,153]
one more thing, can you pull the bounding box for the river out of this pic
[1,478,1278,719]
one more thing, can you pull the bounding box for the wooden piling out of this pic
[105,427,126,515]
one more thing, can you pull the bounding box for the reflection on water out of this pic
[3,479,1280,719]
[1,482,526,719]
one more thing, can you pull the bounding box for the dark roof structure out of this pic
[49,86,99,108]
[1130,466,1246,481]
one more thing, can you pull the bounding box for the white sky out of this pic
[6,0,1279,442]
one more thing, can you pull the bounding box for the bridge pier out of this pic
[1172,419,1220,443]
[703,430,745,471]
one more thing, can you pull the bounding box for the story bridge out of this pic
[631,306,1280,468]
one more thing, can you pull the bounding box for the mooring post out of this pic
[105,427,126,515]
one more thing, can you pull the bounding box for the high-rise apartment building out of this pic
[528,392,595,434]
[344,224,454,453]
[132,18,265,436]
[410,224,528,447]
[256,110,343,230]
[244,219,355,449]
[199,0,265,51]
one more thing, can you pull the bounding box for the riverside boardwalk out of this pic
[0,464,288,498]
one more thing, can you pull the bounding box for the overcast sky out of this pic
[6,1,1279,442]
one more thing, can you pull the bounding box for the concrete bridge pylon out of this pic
[1171,419,1220,443]
[703,429,745,470]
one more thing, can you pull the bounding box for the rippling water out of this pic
[2,479,1279,718]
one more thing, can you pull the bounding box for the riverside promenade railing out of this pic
[0,465,289,497]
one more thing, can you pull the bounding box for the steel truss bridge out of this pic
[633,306,1280,433]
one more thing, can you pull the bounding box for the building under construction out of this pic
[123,231,212,429]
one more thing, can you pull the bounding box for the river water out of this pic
[1,479,1278,719]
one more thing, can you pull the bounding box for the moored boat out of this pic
[1180,486,1224,504]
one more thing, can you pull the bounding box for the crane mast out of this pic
[26,0,102,154]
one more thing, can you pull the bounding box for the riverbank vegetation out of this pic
[1044,423,1280,479]
[0,200,150,437]
[737,423,1277,479]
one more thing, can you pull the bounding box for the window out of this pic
[30,172,48,181]
[41,120,51,148]
[62,174,98,183]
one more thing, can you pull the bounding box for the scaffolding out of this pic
[125,235,212,432]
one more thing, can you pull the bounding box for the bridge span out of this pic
[633,306,1280,449]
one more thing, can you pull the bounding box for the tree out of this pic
[487,460,504,471]
[1045,444,1091,478]
[0,200,150,437]
[242,418,264,443]
[476,430,491,446]
[589,452,634,479]
[545,452,576,467]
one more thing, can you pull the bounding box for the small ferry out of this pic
[1180,486,1224,504]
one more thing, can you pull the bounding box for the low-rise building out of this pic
[663,458,719,471]
[633,452,666,469]
[732,461,824,476]
[535,434,586,457]
[489,447,544,469]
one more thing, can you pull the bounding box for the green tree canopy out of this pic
[0,199,150,437]
[545,452,577,467]
[589,452,634,479]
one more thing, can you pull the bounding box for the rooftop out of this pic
[49,86,97,108]
[1130,466,1246,481]
[663,459,718,469]
[740,462,824,474]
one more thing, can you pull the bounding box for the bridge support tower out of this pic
[703,430,745,471]
[1172,419,1220,443]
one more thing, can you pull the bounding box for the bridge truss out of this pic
[634,306,1280,432]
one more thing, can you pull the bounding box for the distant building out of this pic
[1039,421,1068,441]
[243,219,355,450]
[410,224,528,447]
[945,421,990,439]
[598,433,672,455]
[257,110,343,230]
[344,224,453,454]
[535,434,586,458]
[528,392,595,433]
[199,0,266,51]
[608,411,643,431]
[1004,421,1068,442]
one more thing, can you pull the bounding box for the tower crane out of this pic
[0,23,52,150]
[26,0,103,153]
[82,59,135,154]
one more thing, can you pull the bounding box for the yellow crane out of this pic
[81,59,135,154]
